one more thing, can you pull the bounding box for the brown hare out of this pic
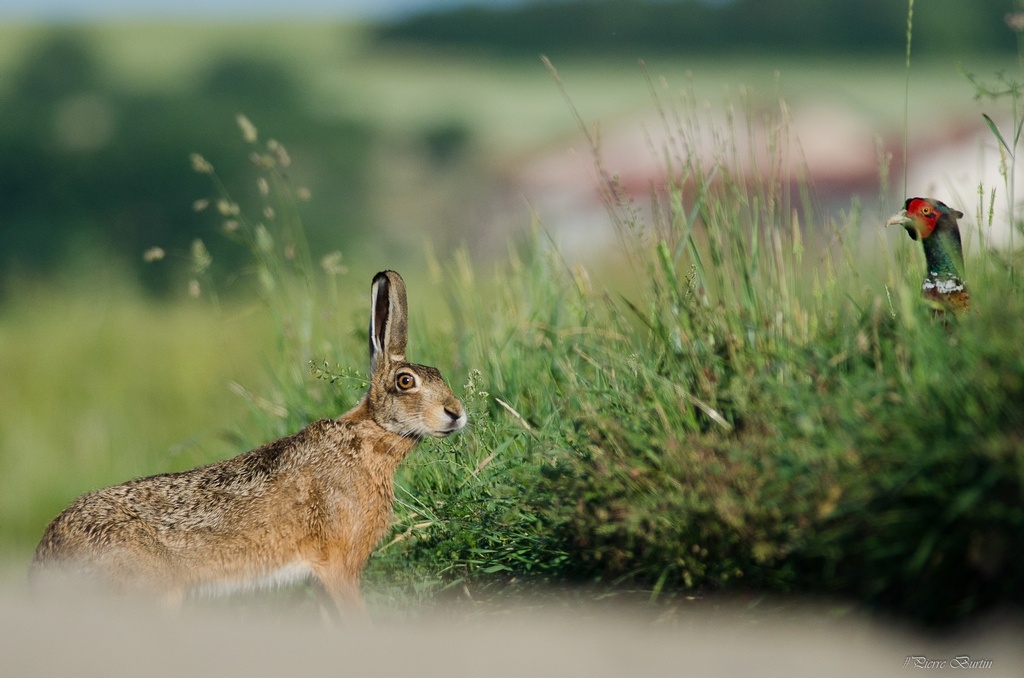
[31,270,466,611]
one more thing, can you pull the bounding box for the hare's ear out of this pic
[369,270,408,373]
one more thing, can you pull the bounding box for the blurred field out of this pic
[0,266,275,558]
[0,21,1018,287]
[0,22,1014,149]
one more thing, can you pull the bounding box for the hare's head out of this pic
[366,270,466,439]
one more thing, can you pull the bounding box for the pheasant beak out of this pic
[884,210,911,229]
[885,209,919,241]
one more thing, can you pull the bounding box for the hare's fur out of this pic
[31,270,466,610]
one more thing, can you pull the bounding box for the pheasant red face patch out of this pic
[905,198,939,239]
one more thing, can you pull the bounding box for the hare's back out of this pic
[33,423,324,564]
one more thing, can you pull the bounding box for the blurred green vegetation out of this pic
[1,11,1017,300]
[0,266,275,556]
[0,27,373,295]
[376,0,1016,58]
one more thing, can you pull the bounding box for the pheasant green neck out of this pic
[922,230,964,279]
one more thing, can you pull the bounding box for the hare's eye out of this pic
[396,373,417,391]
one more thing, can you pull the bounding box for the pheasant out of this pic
[886,197,970,313]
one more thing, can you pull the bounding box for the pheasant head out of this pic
[886,197,969,313]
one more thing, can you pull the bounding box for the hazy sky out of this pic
[0,0,527,21]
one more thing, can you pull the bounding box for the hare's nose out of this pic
[443,407,466,430]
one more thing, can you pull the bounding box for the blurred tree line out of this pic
[376,0,1017,57]
[0,29,372,296]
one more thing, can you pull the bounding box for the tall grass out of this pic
[959,3,1024,276]
[361,69,1023,626]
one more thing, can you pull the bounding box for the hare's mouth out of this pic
[433,424,464,438]
[428,420,466,439]
[387,419,464,439]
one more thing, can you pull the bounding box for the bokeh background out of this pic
[0,0,1019,297]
